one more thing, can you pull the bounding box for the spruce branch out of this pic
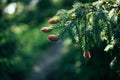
[106,22,111,43]
[75,18,81,45]
[109,4,120,10]
[84,9,88,50]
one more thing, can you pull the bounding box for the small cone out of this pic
[48,34,59,42]
[83,51,91,59]
[48,17,60,24]
[40,27,53,32]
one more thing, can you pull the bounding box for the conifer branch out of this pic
[84,9,87,50]
[75,18,81,44]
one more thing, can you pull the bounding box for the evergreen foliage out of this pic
[42,0,120,77]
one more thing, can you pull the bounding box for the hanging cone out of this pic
[83,50,91,59]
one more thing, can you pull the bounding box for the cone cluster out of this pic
[40,16,60,42]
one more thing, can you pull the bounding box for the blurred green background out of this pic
[1,0,119,80]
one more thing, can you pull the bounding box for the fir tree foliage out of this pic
[42,0,120,74]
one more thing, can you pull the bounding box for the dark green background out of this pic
[1,0,119,80]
